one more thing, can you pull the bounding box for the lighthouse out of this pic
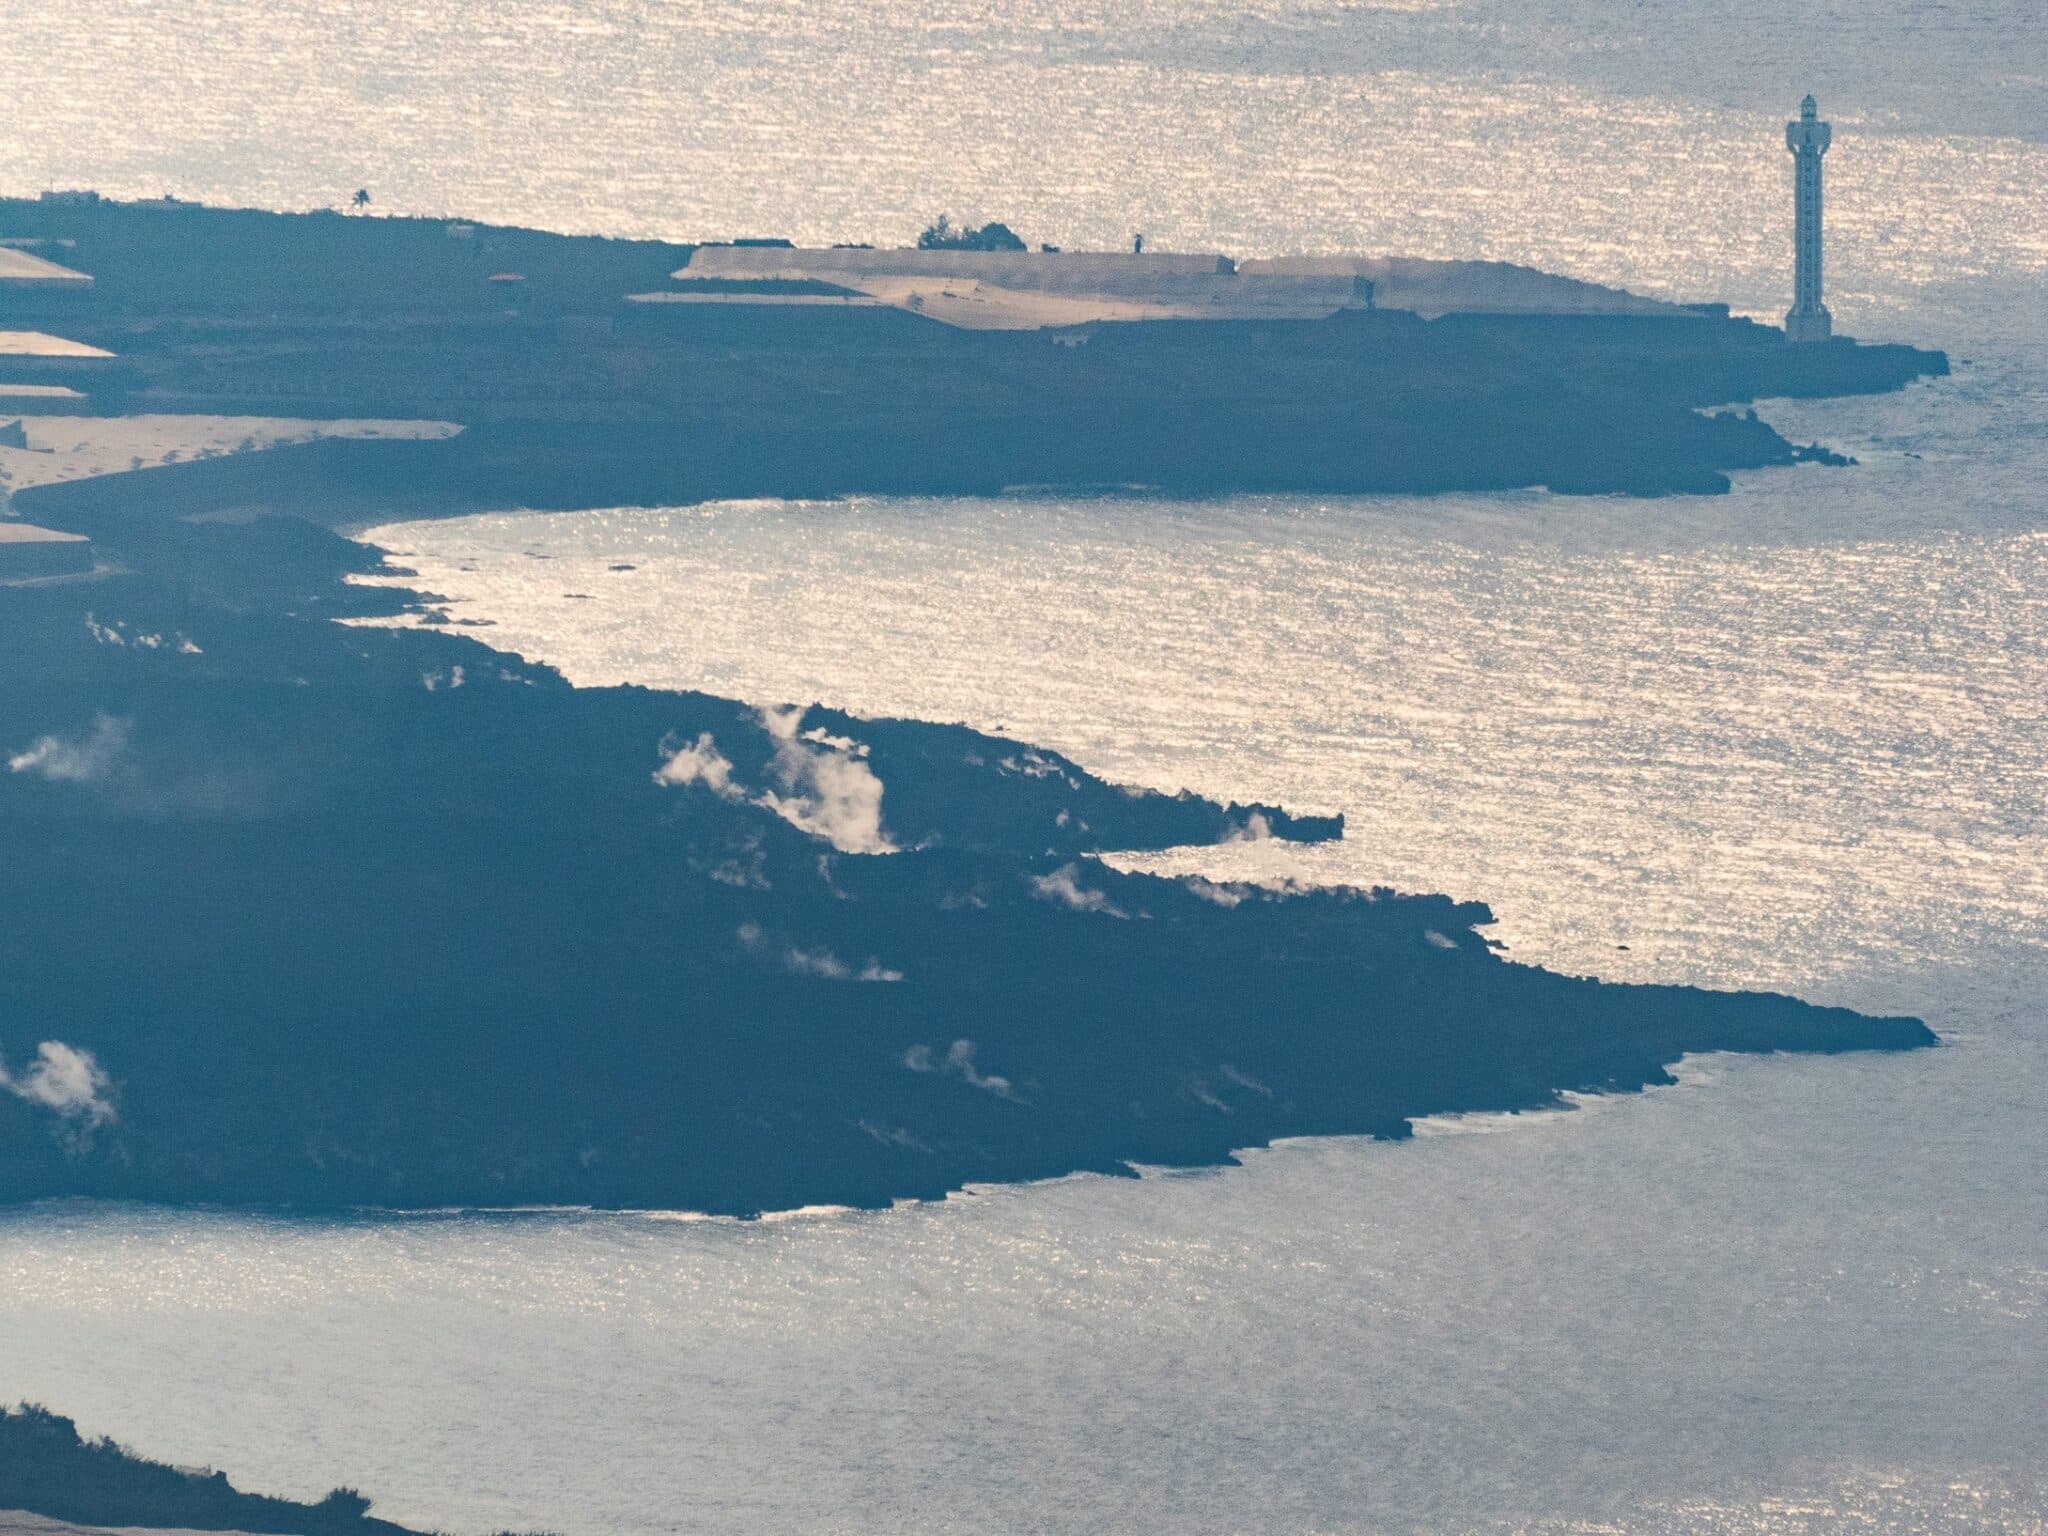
[1785,94,1832,342]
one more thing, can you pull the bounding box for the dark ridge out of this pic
[0,198,692,322]
[0,1404,429,1536]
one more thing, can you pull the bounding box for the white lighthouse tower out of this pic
[1785,94,1833,342]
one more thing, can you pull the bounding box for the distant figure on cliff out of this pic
[1133,232,1145,254]
[352,188,371,213]
[917,215,1025,251]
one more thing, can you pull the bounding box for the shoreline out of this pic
[0,1044,1833,1227]
[0,196,1944,1216]
[0,440,1935,1215]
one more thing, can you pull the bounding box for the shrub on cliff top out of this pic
[917,216,1026,251]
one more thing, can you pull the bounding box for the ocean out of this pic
[2,2,2044,1531]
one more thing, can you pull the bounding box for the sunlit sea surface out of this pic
[3,2,2045,1533]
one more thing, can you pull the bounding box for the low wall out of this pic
[1240,256,1683,316]
[686,246,1233,285]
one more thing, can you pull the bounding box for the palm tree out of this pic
[351,188,371,213]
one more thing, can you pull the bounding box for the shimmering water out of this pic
[2,2,2044,319]
[364,471,2048,1001]
[3,1,2046,1532]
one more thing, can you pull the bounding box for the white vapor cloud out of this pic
[1222,810,1275,843]
[1030,862,1127,918]
[653,711,895,854]
[903,1038,1015,1098]
[755,706,895,855]
[654,731,743,799]
[784,944,902,982]
[1,1041,117,1127]
[8,714,130,783]
[84,614,200,654]
[1218,1065,1274,1099]
[742,923,900,981]
[784,945,851,979]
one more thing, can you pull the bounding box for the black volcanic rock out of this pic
[0,480,1934,1216]
[0,1404,426,1536]
[0,199,1946,1212]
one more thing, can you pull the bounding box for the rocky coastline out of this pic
[0,198,1941,1214]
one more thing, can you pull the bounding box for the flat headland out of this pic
[1,196,1945,517]
[0,196,1940,1216]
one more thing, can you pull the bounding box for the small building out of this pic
[0,522,93,580]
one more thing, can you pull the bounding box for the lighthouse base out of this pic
[1786,306,1834,343]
